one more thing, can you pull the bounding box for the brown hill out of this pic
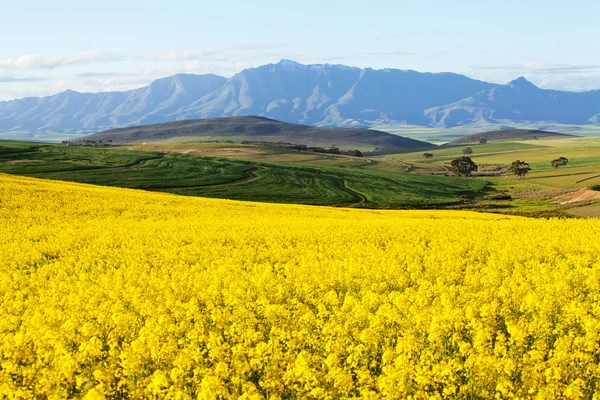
[82,116,436,150]
[448,129,574,145]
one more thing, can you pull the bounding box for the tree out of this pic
[462,147,473,155]
[479,139,488,144]
[423,153,434,159]
[509,160,531,179]
[450,156,478,176]
[551,157,569,168]
[107,140,113,146]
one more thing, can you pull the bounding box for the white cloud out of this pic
[141,50,205,62]
[477,62,600,74]
[0,51,126,72]
[182,60,205,70]
[138,44,285,62]
[0,75,48,83]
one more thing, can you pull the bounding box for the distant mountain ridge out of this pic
[1,60,600,137]
[446,129,575,145]
[83,116,436,150]
[426,77,600,127]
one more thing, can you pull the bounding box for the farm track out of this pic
[532,170,596,180]
[576,174,600,184]
[313,169,370,206]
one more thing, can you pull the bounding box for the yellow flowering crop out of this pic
[1,173,600,399]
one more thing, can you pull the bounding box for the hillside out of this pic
[426,77,600,128]
[447,128,574,145]
[82,116,436,150]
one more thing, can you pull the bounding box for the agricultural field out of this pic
[0,141,486,208]
[2,136,600,216]
[2,173,600,398]
[132,137,600,217]
[380,137,600,217]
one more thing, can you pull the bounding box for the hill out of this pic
[81,116,436,150]
[447,128,574,145]
[426,77,600,128]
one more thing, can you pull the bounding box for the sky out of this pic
[1,0,599,101]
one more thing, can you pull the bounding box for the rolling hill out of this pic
[447,129,574,145]
[82,116,436,150]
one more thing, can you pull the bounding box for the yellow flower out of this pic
[2,173,600,398]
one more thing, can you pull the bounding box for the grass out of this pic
[321,166,486,207]
[382,137,600,187]
[0,142,40,154]
[172,165,360,205]
[130,142,408,171]
[4,136,599,216]
[27,154,257,189]
[0,141,486,208]
[0,142,159,173]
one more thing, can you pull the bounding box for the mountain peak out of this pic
[507,76,538,90]
[277,59,302,67]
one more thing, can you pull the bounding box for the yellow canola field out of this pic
[2,174,600,399]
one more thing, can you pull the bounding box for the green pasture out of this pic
[0,141,486,208]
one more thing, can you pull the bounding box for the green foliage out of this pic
[551,157,569,168]
[509,160,531,178]
[450,156,478,176]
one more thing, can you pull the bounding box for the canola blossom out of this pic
[2,173,600,399]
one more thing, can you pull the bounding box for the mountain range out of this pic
[1,59,599,137]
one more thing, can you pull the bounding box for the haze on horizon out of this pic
[1,0,599,101]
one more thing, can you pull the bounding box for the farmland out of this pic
[0,141,486,207]
[380,137,600,217]
[2,134,600,216]
[2,173,600,398]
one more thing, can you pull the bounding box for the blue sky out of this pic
[1,0,599,100]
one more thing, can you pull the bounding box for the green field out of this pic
[3,135,600,217]
[382,137,600,217]
[384,137,600,188]
[0,141,486,208]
